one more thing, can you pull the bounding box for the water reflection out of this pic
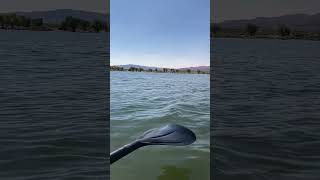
[157,165,192,180]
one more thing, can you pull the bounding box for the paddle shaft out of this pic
[110,140,144,164]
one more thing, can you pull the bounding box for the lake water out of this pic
[212,38,320,180]
[111,71,210,180]
[3,32,317,180]
[0,31,109,179]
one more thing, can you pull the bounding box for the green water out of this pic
[111,71,210,180]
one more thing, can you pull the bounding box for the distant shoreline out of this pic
[111,66,209,75]
[211,13,320,41]
[0,13,109,33]
[111,70,209,75]
[0,28,108,33]
[211,33,320,41]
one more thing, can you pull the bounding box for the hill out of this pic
[217,13,320,32]
[118,64,160,70]
[10,9,109,24]
[117,64,210,72]
[179,66,210,73]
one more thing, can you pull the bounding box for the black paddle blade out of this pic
[138,123,196,146]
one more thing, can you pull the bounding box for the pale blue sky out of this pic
[111,0,210,68]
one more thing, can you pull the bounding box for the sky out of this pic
[213,0,320,22]
[0,0,108,13]
[111,0,210,68]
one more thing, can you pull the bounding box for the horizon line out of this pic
[0,8,108,14]
[110,64,210,69]
[214,12,320,23]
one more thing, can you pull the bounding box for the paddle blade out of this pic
[138,124,196,146]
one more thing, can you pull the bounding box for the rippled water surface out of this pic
[212,38,320,180]
[0,31,109,179]
[111,72,210,180]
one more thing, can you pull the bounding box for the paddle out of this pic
[110,123,196,164]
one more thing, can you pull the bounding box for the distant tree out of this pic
[211,24,221,34]
[92,20,103,32]
[0,14,33,29]
[278,24,291,37]
[197,70,201,74]
[69,18,79,32]
[79,20,90,31]
[103,22,109,32]
[2,15,10,29]
[246,23,259,36]
[111,66,125,71]
[105,24,110,32]
[316,32,320,40]
[9,14,18,28]
[155,68,158,72]
[0,16,4,29]
[60,21,68,30]
[187,69,191,73]
[31,18,43,27]
[163,68,168,73]
[128,67,140,72]
[60,16,80,32]
[18,16,31,27]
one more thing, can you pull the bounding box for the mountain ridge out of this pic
[115,64,210,72]
[217,13,320,32]
[1,9,109,24]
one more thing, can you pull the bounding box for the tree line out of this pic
[212,23,294,37]
[110,66,208,74]
[0,14,109,32]
[60,16,109,32]
[0,14,43,29]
